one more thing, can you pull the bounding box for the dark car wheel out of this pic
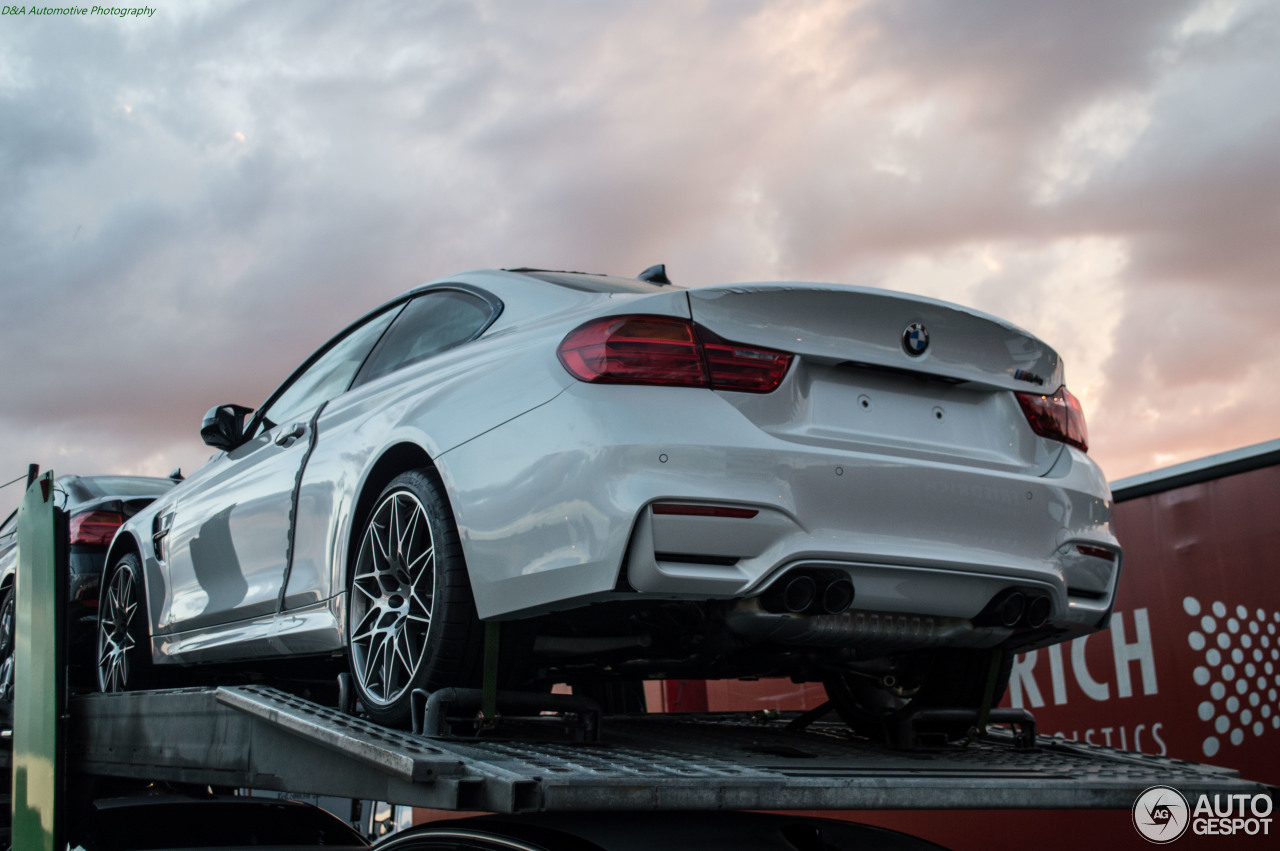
[96,553,153,692]
[823,648,1011,741]
[0,584,14,703]
[347,468,481,727]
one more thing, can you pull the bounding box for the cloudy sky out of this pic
[2,0,1277,518]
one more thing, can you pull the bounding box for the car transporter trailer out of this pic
[5,469,1276,849]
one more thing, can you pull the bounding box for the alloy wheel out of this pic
[350,489,436,708]
[98,560,139,692]
[0,587,12,702]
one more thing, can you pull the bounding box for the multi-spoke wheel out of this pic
[96,553,151,692]
[0,584,14,704]
[348,468,480,727]
[823,649,1011,742]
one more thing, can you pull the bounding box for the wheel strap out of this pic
[973,649,1003,737]
[481,621,500,725]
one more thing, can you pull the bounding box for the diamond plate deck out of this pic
[69,686,1276,813]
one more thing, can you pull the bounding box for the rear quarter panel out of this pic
[291,276,693,610]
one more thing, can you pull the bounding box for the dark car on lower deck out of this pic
[0,473,180,697]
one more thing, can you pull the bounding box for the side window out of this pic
[353,290,494,388]
[259,306,401,429]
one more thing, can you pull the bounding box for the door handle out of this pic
[274,423,306,447]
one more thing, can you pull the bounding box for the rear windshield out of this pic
[511,269,679,294]
[61,476,177,503]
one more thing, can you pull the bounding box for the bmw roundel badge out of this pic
[902,322,929,356]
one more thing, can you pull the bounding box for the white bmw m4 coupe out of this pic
[97,266,1120,735]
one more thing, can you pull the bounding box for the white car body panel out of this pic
[440,384,1114,628]
[109,269,1119,672]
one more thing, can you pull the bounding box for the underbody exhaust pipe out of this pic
[533,635,653,656]
[725,602,1011,651]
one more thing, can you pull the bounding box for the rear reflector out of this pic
[70,510,126,547]
[558,315,792,393]
[1076,544,1117,562]
[1015,385,1089,452]
[652,503,759,519]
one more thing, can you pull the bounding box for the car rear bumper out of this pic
[438,384,1119,634]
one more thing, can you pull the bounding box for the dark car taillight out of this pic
[557,315,792,393]
[70,510,126,547]
[1016,386,1089,452]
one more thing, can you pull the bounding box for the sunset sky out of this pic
[2,0,1278,518]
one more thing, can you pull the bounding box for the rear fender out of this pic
[102,531,143,585]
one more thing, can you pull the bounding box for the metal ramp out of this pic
[69,686,1276,814]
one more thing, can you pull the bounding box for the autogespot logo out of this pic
[1133,786,1275,841]
[1134,786,1190,843]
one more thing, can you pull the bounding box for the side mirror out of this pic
[201,404,255,451]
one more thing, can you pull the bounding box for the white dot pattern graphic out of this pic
[1185,596,1280,757]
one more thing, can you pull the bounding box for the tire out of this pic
[823,649,1012,742]
[96,553,153,692]
[347,468,481,727]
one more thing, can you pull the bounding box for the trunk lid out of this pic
[686,282,1066,475]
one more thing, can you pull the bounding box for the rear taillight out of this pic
[696,325,793,393]
[1016,386,1089,452]
[557,315,792,393]
[558,316,706,387]
[70,510,126,547]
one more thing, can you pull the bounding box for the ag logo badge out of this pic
[1133,785,1190,843]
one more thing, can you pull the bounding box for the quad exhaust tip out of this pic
[979,588,1053,630]
[1025,594,1052,630]
[762,572,855,616]
[997,592,1027,628]
[821,578,855,615]
[781,575,817,613]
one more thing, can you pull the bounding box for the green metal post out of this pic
[12,470,65,851]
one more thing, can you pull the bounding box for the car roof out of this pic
[502,268,678,294]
